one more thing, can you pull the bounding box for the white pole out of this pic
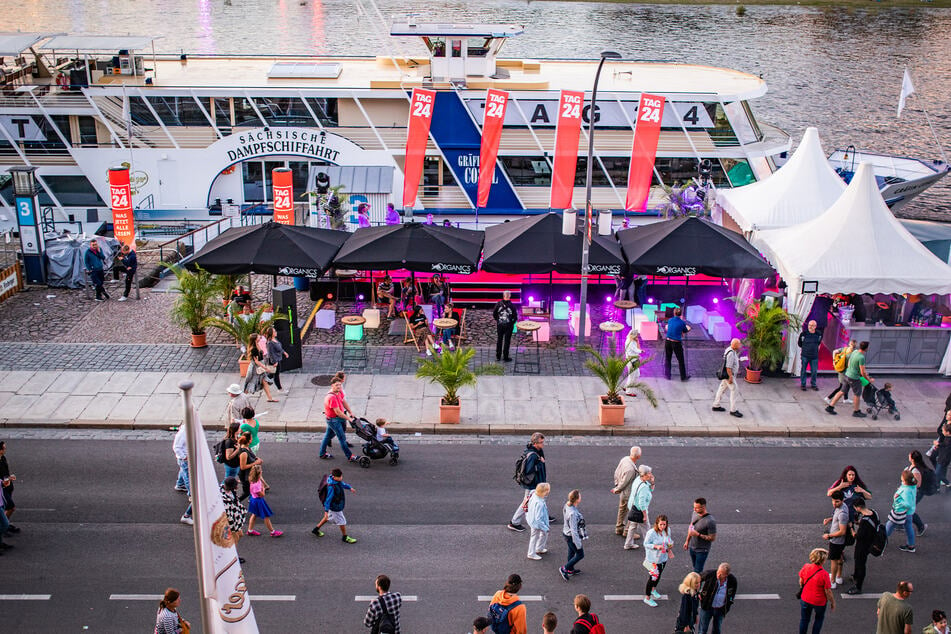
[180,380,216,633]
[916,95,948,164]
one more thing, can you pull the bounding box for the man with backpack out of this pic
[845,496,884,595]
[570,594,605,633]
[363,574,401,634]
[493,291,518,362]
[313,468,358,544]
[508,433,548,533]
[487,573,527,634]
[711,338,742,418]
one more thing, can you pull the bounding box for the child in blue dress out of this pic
[246,465,283,537]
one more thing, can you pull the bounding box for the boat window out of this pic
[305,98,338,127]
[242,161,265,202]
[427,38,446,58]
[211,98,232,129]
[234,97,262,127]
[289,161,310,195]
[263,160,285,199]
[77,116,98,146]
[128,97,159,126]
[741,101,763,140]
[148,96,209,126]
[254,97,313,127]
[467,38,491,57]
[600,157,629,188]
[42,175,105,206]
[421,157,456,195]
[500,157,552,186]
[573,157,611,187]
[451,40,462,58]
[704,103,738,147]
[720,158,755,187]
[723,101,757,145]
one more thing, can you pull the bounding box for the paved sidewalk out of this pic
[0,368,946,438]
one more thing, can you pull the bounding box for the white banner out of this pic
[187,408,259,633]
[467,98,714,129]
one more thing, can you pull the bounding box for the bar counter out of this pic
[823,318,950,373]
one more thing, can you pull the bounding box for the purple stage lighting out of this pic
[358,294,365,300]
[565,295,572,302]
[528,296,534,303]
[713,297,719,304]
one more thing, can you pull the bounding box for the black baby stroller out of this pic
[863,383,900,421]
[348,417,399,467]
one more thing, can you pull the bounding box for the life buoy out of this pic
[56,73,69,89]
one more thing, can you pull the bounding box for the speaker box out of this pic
[272,285,302,371]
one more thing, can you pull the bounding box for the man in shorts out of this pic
[827,340,872,418]
[313,468,357,544]
[822,490,849,588]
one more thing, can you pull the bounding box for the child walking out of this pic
[526,482,551,560]
[246,465,283,537]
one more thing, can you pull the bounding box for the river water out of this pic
[6,0,950,217]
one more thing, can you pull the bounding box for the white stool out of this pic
[702,311,722,330]
[361,308,381,329]
[705,315,725,335]
[532,321,550,342]
[569,310,591,337]
[626,307,644,326]
[639,320,659,341]
[712,321,732,342]
[686,304,707,324]
[316,309,335,329]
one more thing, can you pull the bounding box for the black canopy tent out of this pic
[332,222,485,274]
[185,221,349,277]
[481,213,625,275]
[616,216,774,310]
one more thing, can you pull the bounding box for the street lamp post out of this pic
[578,51,621,346]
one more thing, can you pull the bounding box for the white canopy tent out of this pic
[751,163,951,375]
[718,127,846,232]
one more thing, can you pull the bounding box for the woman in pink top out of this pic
[246,465,282,537]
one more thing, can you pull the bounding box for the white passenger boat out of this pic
[0,24,941,233]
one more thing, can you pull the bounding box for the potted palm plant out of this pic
[582,347,657,426]
[203,306,287,376]
[415,347,503,424]
[737,298,801,383]
[164,264,219,348]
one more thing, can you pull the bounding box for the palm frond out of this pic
[415,347,500,405]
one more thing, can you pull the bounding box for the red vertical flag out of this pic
[272,167,294,225]
[477,88,509,208]
[402,89,436,209]
[549,90,584,209]
[624,93,666,213]
[108,166,136,249]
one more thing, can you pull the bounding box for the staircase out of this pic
[92,96,160,149]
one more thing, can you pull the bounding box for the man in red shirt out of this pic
[319,379,357,462]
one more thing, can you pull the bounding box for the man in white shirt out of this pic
[173,426,193,525]
[711,338,743,418]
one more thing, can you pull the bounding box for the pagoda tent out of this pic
[717,127,846,233]
[751,163,951,375]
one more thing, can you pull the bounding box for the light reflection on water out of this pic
[5,0,949,216]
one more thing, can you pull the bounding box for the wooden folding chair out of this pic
[402,310,422,351]
[452,307,468,344]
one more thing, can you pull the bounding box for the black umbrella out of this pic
[481,212,625,275]
[186,221,349,277]
[332,222,485,274]
[617,216,774,278]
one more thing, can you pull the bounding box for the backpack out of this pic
[869,515,888,557]
[487,599,523,634]
[213,439,227,464]
[317,474,331,504]
[573,614,606,634]
[832,348,850,373]
[919,464,939,496]
[513,451,537,487]
[370,596,397,634]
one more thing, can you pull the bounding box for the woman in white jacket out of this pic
[526,483,551,560]
[624,328,642,396]
[642,514,674,607]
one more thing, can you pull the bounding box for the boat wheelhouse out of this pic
[0,24,938,234]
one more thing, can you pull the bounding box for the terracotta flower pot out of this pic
[439,398,461,424]
[598,395,626,426]
[238,358,250,377]
[190,332,207,348]
[745,367,762,384]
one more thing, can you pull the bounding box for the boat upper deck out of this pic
[90,55,766,101]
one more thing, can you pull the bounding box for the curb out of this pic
[0,418,935,438]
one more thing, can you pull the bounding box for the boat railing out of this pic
[155,214,269,264]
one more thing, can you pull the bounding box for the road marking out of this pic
[478,595,545,602]
[110,594,295,602]
[604,594,669,601]
[0,594,52,600]
[840,593,882,599]
[355,595,418,602]
[17,508,57,512]
[736,594,781,600]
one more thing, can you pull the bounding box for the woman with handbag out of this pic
[624,465,654,550]
[642,514,674,607]
[236,432,262,502]
[265,327,288,392]
[154,588,190,634]
[797,548,834,634]
[243,333,277,402]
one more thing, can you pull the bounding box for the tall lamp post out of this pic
[578,50,621,346]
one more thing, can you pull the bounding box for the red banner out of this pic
[550,90,584,209]
[272,167,294,225]
[625,93,666,213]
[108,166,135,249]
[402,88,436,209]
[477,88,509,208]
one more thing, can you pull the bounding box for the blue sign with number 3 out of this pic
[15,197,36,226]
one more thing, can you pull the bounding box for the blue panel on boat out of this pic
[428,90,522,211]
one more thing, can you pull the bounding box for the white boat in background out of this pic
[826,147,949,212]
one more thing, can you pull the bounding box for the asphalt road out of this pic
[0,436,948,633]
